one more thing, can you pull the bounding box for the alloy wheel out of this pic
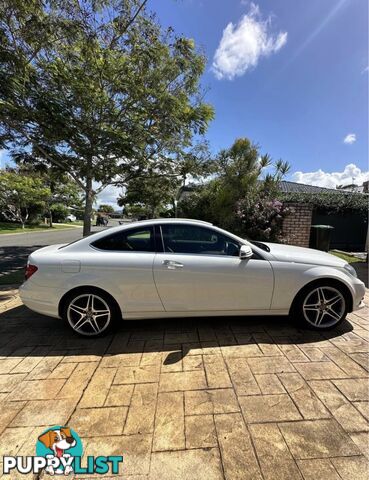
[67,293,111,336]
[302,286,345,328]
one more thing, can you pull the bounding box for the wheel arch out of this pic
[58,285,123,319]
[289,277,353,315]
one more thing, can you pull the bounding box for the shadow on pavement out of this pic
[0,245,44,276]
[0,304,354,363]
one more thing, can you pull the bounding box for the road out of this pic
[0,219,124,276]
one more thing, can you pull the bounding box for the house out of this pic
[279,180,343,195]
[338,183,366,193]
[177,181,367,251]
[280,181,367,251]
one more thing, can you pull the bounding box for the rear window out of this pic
[91,227,154,252]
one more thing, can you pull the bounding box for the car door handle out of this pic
[162,260,184,269]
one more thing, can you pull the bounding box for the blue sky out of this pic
[153,0,368,189]
[1,0,367,205]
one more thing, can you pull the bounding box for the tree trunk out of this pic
[83,178,94,236]
[49,209,53,228]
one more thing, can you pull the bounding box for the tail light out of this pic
[25,264,38,280]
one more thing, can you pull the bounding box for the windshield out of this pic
[249,240,271,252]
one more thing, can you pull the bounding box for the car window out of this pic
[91,227,154,252]
[160,224,240,256]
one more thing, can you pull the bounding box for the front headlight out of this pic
[344,263,357,278]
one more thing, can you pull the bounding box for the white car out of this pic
[66,214,77,222]
[19,218,365,337]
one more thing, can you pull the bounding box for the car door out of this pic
[89,225,164,313]
[153,223,274,312]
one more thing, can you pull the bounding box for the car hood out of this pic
[262,242,346,267]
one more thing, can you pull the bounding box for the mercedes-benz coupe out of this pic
[19,219,365,336]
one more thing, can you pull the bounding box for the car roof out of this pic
[62,218,214,251]
[132,218,213,226]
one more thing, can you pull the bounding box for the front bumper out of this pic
[355,299,366,311]
[351,280,366,312]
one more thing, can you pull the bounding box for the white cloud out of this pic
[212,3,287,80]
[343,133,356,145]
[94,183,122,209]
[292,163,369,189]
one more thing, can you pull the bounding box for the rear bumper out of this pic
[19,282,60,318]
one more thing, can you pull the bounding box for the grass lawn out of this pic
[0,269,24,286]
[68,220,84,226]
[330,251,362,264]
[0,222,77,234]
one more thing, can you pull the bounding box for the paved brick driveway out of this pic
[0,287,368,479]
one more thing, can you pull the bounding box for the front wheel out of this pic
[61,289,118,336]
[292,284,348,330]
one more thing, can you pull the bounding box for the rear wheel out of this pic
[61,289,118,336]
[292,284,348,330]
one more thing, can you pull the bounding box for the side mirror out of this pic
[239,244,253,260]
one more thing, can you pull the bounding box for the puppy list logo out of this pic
[3,426,123,476]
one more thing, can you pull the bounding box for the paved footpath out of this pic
[0,288,368,479]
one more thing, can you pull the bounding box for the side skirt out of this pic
[123,309,289,320]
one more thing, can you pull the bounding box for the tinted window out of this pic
[91,227,154,252]
[160,224,240,256]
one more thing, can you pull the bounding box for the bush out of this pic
[236,198,292,242]
[179,137,292,241]
[279,192,368,216]
[50,203,69,222]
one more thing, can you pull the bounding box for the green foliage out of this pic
[123,204,149,219]
[118,174,180,218]
[0,171,50,226]
[235,198,291,241]
[14,164,83,225]
[98,204,115,214]
[179,138,291,241]
[50,203,69,222]
[0,0,214,235]
[280,192,368,216]
[118,141,213,218]
[330,251,362,264]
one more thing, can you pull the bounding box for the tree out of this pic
[98,204,115,214]
[117,140,214,218]
[118,174,180,218]
[174,141,215,186]
[44,173,83,227]
[16,163,83,227]
[0,0,214,236]
[0,171,50,228]
[49,203,69,223]
[179,138,291,240]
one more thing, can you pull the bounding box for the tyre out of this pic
[61,288,119,337]
[292,283,348,330]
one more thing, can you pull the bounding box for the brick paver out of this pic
[0,287,368,479]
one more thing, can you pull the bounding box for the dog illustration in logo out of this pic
[38,427,76,475]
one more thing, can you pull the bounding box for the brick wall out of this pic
[282,203,313,247]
